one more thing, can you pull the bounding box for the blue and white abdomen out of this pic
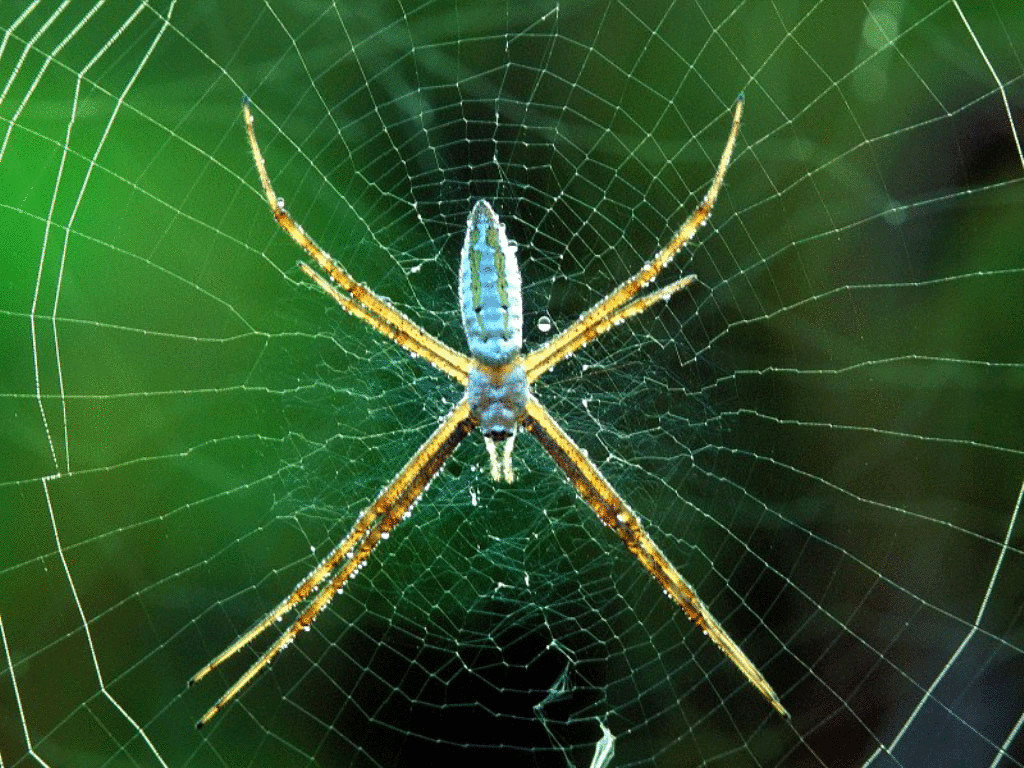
[459,200,528,444]
[459,200,523,365]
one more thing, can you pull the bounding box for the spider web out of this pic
[1,1,1022,766]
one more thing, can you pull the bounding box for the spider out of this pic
[190,93,788,727]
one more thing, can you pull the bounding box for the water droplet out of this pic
[537,315,552,333]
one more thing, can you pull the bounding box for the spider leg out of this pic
[188,497,389,689]
[299,263,470,384]
[521,397,788,718]
[524,96,742,383]
[192,399,475,728]
[572,273,699,344]
[242,98,471,384]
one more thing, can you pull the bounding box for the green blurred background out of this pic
[1,1,1022,766]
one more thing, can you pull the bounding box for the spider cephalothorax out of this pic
[191,94,787,728]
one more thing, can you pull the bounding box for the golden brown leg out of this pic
[524,97,742,382]
[242,98,470,383]
[521,396,788,717]
[192,399,475,727]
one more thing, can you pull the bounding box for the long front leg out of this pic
[242,98,471,384]
[192,399,476,728]
[523,96,742,383]
[299,263,470,384]
[521,396,788,718]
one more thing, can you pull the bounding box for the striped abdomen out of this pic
[459,200,523,365]
[459,200,527,439]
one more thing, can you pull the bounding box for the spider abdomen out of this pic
[459,200,523,366]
